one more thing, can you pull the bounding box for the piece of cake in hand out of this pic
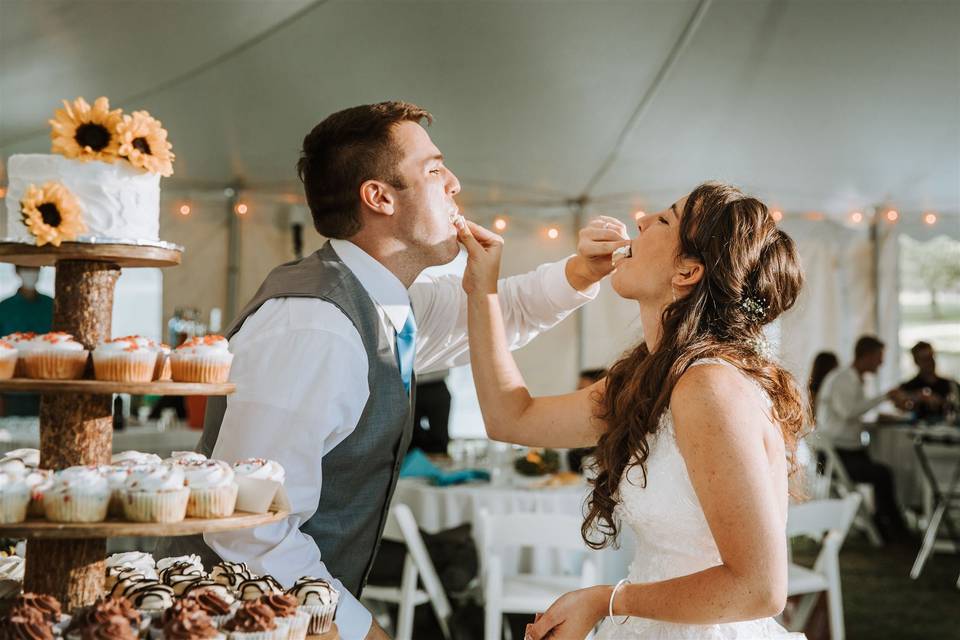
[170,335,233,383]
[43,466,110,522]
[0,340,17,379]
[92,335,158,382]
[183,459,238,518]
[122,464,189,523]
[18,332,88,380]
[287,577,339,636]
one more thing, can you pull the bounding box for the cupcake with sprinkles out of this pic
[170,335,233,383]
[0,340,17,380]
[92,335,158,382]
[18,332,89,380]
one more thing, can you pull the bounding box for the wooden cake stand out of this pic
[0,242,269,610]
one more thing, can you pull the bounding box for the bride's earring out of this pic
[671,284,677,303]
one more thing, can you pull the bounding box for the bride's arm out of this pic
[527,364,789,639]
[459,220,605,449]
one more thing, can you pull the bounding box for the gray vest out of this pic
[161,242,415,596]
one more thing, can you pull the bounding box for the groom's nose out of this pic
[446,168,461,196]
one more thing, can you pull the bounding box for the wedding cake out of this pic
[3,97,174,247]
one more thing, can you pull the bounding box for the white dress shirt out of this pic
[816,365,887,450]
[204,239,598,639]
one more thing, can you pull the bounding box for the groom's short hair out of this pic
[297,101,433,239]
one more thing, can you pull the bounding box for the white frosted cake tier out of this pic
[5,153,161,242]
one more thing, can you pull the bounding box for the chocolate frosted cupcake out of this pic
[13,592,62,626]
[184,586,236,627]
[222,601,278,640]
[148,597,201,638]
[163,609,224,639]
[236,576,283,601]
[5,606,54,640]
[210,562,253,593]
[77,614,137,640]
[259,594,309,640]
[286,577,338,635]
[65,596,142,639]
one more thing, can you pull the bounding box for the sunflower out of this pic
[49,97,123,163]
[116,110,175,176]
[19,182,87,247]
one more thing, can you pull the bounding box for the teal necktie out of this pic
[396,312,417,395]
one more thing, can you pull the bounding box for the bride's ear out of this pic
[672,259,704,290]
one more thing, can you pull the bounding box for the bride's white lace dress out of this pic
[595,359,805,639]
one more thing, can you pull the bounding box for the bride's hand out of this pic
[525,587,608,640]
[458,218,504,296]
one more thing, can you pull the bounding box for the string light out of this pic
[178,203,191,216]
[850,211,864,224]
[886,209,899,222]
[771,210,783,222]
[235,202,248,216]
[0,187,6,198]
[805,212,825,221]
[493,217,508,231]
[547,227,560,240]
[923,212,937,225]
[633,210,646,220]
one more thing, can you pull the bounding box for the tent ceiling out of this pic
[1,0,957,222]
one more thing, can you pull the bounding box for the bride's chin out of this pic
[610,271,639,301]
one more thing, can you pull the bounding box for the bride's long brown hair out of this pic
[583,182,808,549]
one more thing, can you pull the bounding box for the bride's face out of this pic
[611,196,688,302]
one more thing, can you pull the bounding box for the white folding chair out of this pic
[477,509,598,640]
[807,434,884,547]
[784,494,861,640]
[363,503,453,640]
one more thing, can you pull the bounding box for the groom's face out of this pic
[390,121,462,265]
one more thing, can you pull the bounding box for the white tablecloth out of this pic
[392,477,635,584]
[869,424,960,516]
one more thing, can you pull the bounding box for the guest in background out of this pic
[567,368,607,473]
[900,341,958,422]
[817,335,909,542]
[412,370,452,454]
[0,267,53,416]
[807,351,839,421]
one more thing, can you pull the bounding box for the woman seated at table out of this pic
[458,182,807,639]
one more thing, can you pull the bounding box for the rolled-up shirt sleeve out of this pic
[201,298,373,638]
[411,255,598,373]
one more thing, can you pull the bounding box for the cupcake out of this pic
[149,597,201,638]
[80,614,139,639]
[259,594,309,640]
[232,459,285,484]
[166,451,208,465]
[43,466,110,523]
[6,606,54,639]
[287,577,339,635]
[105,567,147,594]
[93,336,158,383]
[106,551,157,580]
[1,448,40,468]
[237,576,283,601]
[0,340,17,379]
[157,555,205,578]
[13,592,64,629]
[0,554,25,599]
[99,465,133,517]
[122,465,189,523]
[183,585,237,628]
[66,596,143,639]
[18,332,89,380]
[184,460,238,518]
[112,450,163,466]
[110,577,175,618]
[153,343,173,381]
[170,336,233,384]
[162,606,225,640]
[23,468,52,518]
[1,332,36,377]
[222,601,279,640]
[0,471,29,524]
[211,561,254,593]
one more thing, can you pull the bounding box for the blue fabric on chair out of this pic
[400,448,490,486]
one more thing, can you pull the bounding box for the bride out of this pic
[457,182,808,639]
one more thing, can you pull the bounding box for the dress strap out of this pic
[688,357,734,369]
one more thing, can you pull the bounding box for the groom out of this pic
[166,102,619,639]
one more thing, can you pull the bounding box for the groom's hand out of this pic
[458,218,504,296]
[566,216,631,291]
[364,617,391,640]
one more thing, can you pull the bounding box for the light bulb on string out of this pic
[547,227,560,240]
[886,210,899,222]
[494,217,508,232]
[850,211,864,224]
[235,202,248,216]
[178,203,191,216]
[771,210,783,222]
[0,187,6,199]
[633,210,646,221]
[923,212,937,225]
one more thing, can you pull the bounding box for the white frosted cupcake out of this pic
[112,450,164,466]
[157,554,205,575]
[106,551,158,581]
[184,460,238,518]
[23,468,51,518]
[170,335,233,383]
[286,577,339,635]
[233,459,285,484]
[153,343,173,381]
[0,554,24,599]
[0,472,30,524]
[111,576,176,617]
[43,466,110,522]
[237,576,284,602]
[166,451,208,465]
[19,332,89,380]
[1,448,40,468]
[0,341,17,380]
[98,464,132,517]
[211,561,254,593]
[93,335,158,382]
[122,465,190,523]
[1,332,36,377]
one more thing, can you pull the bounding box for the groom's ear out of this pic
[359,179,396,216]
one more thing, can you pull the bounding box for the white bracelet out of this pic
[609,578,631,624]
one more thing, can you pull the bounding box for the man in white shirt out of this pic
[167,102,630,639]
[816,335,909,542]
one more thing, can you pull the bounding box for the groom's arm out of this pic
[411,254,601,373]
[201,298,376,640]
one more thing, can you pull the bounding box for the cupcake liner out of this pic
[22,350,89,380]
[123,488,190,523]
[108,490,126,518]
[282,611,310,640]
[170,357,232,384]
[93,352,157,382]
[27,493,45,518]
[153,354,172,381]
[187,483,239,519]
[225,631,281,640]
[0,355,15,380]
[43,491,109,523]
[300,604,336,635]
[0,488,30,524]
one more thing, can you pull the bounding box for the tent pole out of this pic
[226,186,241,324]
